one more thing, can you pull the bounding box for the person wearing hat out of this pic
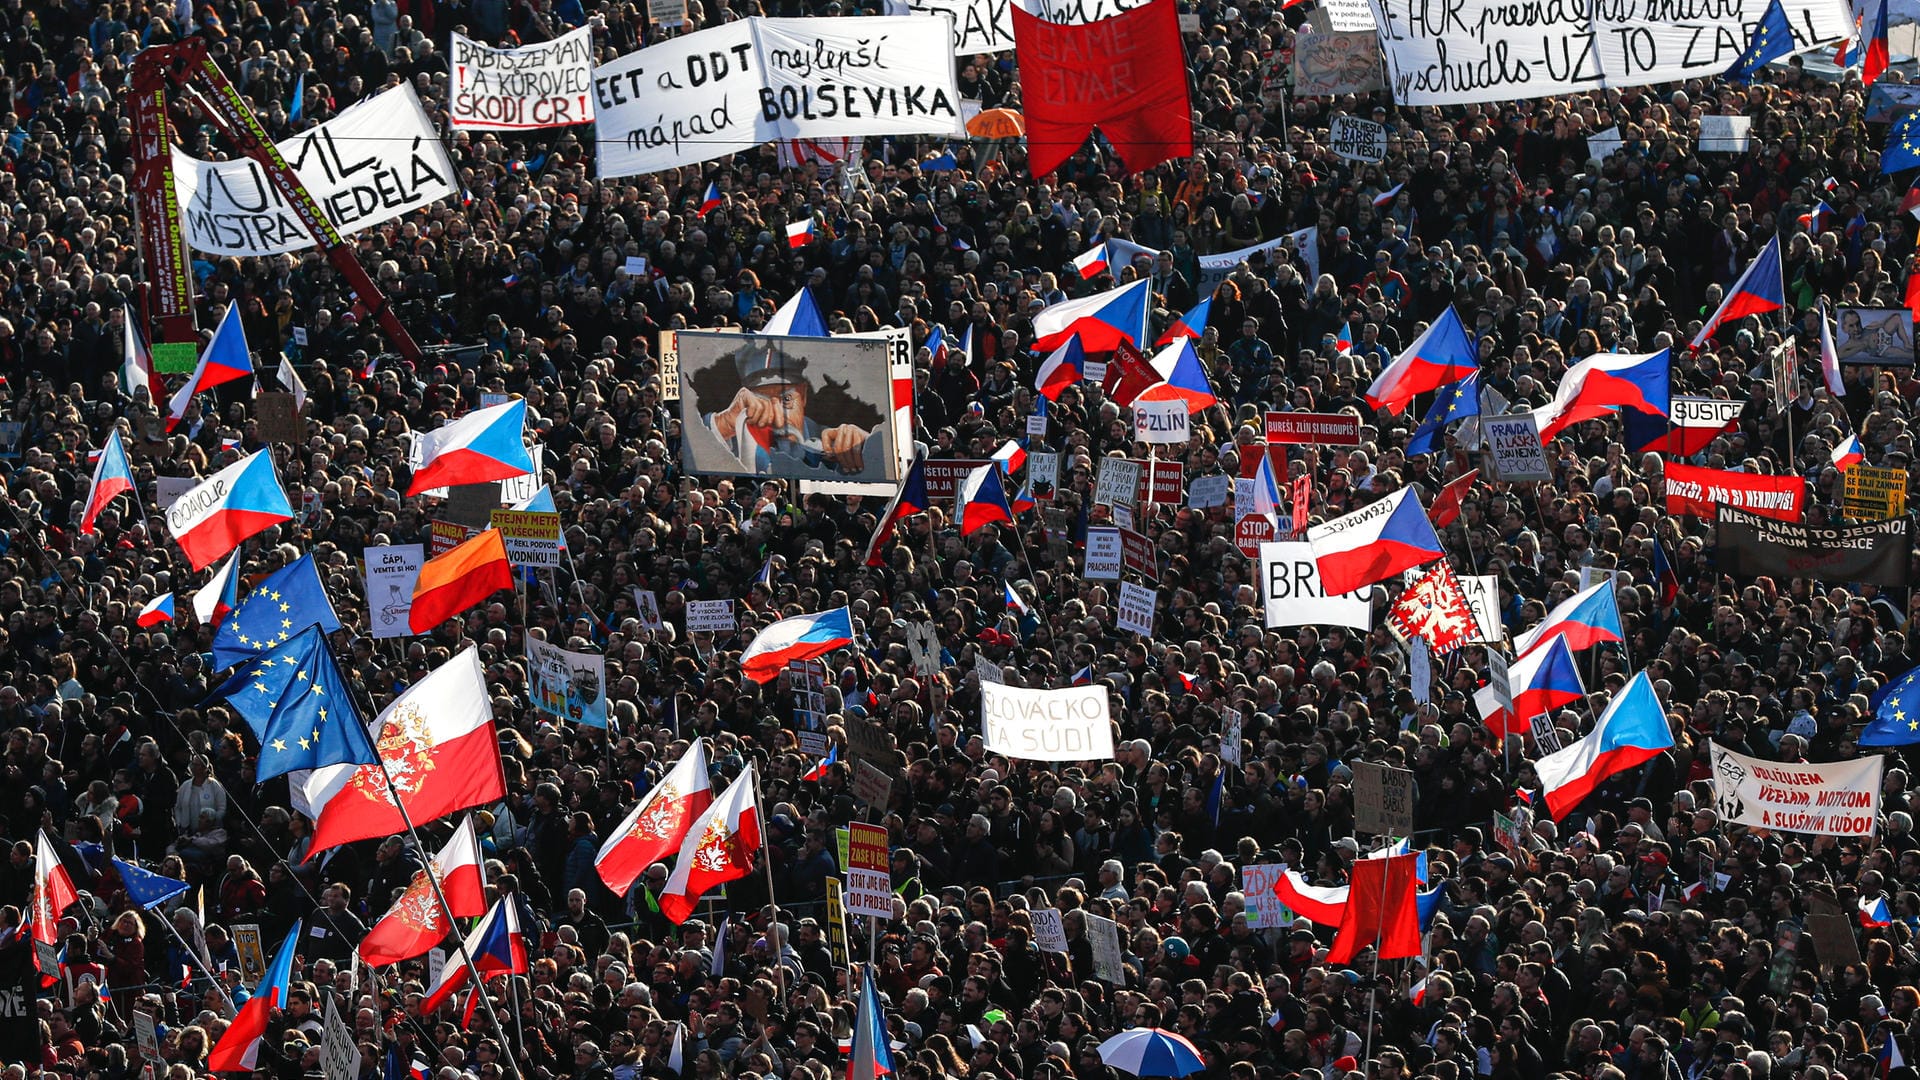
[703,340,886,478]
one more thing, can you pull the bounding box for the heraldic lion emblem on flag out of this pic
[354,702,438,798]
[630,781,683,840]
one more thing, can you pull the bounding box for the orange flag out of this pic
[410,529,513,633]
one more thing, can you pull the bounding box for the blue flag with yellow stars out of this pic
[212,624,375,780]
[1726,0,1794,82]
[1864,665,1920,746]
[210,554,342,671]
[1406,370,1481,456]
[1887,112,1920,174]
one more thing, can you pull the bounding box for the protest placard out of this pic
[450,28,597,130]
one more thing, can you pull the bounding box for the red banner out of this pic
[1664,461,1804,522]
[1133,460,1184,505]
[1011,0,1195,178]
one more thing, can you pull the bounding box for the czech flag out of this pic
[850,964,897,1080]
[862,456,929,566]
[80,429,137,534]
[1861,895,1894,928]
[1157,297,1213,346]
[165,450,295,571]
[1032,278,1152,353]
[407,399,535,496]
[1371,182,1405,208]
[1034,335,1087,400]
[1532,349,1670,443]
[1652,539,1680,609]
[192,551,240,627]
[166,301,255,431]
[418,897,528,1017]
[700,181,723,217]
[1333,321,1354,356]
[1866,0,1891,87]
[1691,235,1783,351]
[927,326,953,369]
[991,438,1028,476]
[208,921,301,1071]
[1139,339,1218,410]
[740,607,855,683]
[409,528,514,634]
[956,463,1016,535]
[137,593,176,627]
[802,745,839,782]
[1535,671,1673,820]
[1305,487,1444,595]
[1799,199,1836,233]
[764,288,830,337]
[1513,579,1624,658]
[1272,869,1348,924]
[1409,977,1430,1006]
[1073,237,1158,279]
[1821,301,1846,396]
[1012,481,1036,514]
[122,303,165,407]
[1833,434,1867,470]
[1490,634,1585,740]
[787,218,816,248]
[1004,581,1032,616]
[1364,306,1478,415]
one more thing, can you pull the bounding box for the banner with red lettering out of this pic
[1664,461,1803,522]
[1011,0,1193,178]
[1710,743,1880,836]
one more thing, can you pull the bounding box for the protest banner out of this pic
[1134,459,1185,505]
[490,509,563,568]
[906,0,1155,54]
[173,85,455,258]
[593,17,963,178]
[1116,581,1156,636]
[1095,457,1143,509]
[1698,114,1753,152]
[363,544,424,639]
[852,760,893,808]
[1198,226,1319,292]
[1292,30,1384,95]
[1240,864,1293,929]
[1364,0,1849,106]
[527,635,609,728]
[1665,462,1804,522]
[1085,912,1125,982]
[677,332,900,483]
[1085,527,1124,580]
[1265,411,1361,445]
[1714,505,1911,588]
[1133,396,1190,444]
[450,28,597,130]
[1843,465,1908,522]
[686,599,736,633]
[980,682,1114,761]
[1031,907,1070,952]
[1352,761,1415,835]
[1327,115,1386,161]
[1710,743,1881,836]
[1482,415,1551,481]
[1259,541,1372,630]
[844,822,894,918]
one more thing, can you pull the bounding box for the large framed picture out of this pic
[677,331,900,482]
[1834,307,1916,367]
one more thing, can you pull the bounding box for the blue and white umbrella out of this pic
[1096,1028,1207,1077]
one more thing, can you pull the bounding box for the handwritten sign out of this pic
[450,27,596,130]
[1327,115,1385,162]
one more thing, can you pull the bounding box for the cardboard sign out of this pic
[1844,465,1908,522]
[1085,912,1125,983]
[321,998,361,1080]
[1265,411,1361,445]
[844,822,894,918]
[363,544,424,640]
[1240,863,1294,929]
[1487,650,1512,712]
[844,716,897,770]
[1327,115,1386,161]
[1095,457,1143,509]
[1085,527,1124,580]
[134,1009,160,1062]
[979,682,1114,761]
[853,760,894,808]
[1031,907,1069,952]
[1352,761,1415,835]
[254,392,303,443]
[1116,581,1156,636]
[686,599,736,633]
[1483,414,1551,481]
[1409,637,1432,704]
[489,509,563,567]
[1806,911,1862,973]
[1028,452,1061,501]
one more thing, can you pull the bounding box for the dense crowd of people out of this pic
[3,3,1920,1080]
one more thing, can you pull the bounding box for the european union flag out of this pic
[1887,111,1920,174]
[212,624,375,780]
[1406,370,1482,456]
[1864,664,1920,745]
[111,857,191,911]
[1726,0,1795,82]
[210,553,341,671]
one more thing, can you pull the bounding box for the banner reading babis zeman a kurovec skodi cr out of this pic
[980,682,1114,762]
[593,16,963,178]
[450,27,597,130]
[1709,743,1882,836]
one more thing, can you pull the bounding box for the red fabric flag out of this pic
[1386,561,1477,656]
[1430,468,1479,528]
[1907,258,1920,323]
[1104,340,1165,407]
[660,764,763,924]
[359,816,488,967]
[595,742,714,897]
[1326,852,1422,964]
[1012,0,1194,178]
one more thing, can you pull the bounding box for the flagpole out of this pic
[156,909,238,1017]
[751,764,788,1004]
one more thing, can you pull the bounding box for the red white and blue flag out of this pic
[167,301,254,431]
[787,217,817,248]
[1866,0,1891,86]
[1799,199,1837,233]
[137,593,176,628]
[1833,434,1867,471]
[1156,296,1213,346]
[863,456,929,566]
[208,921,302,1071]
[1489,634,1585,740]
[1004,581,1032,616]
[165,450,295,571]
[802,745,839,782]
[1531,348,1670,443]
[1365,305,1478,414]
[1535,671,1673,820]
[80,429,137,534]
[1271,869,1347,924]
[765,288,830,337]
[991,438,1029,476]
[1032,278,1152,352]
[700,181,723,217]
[1140,339,1218,411]
[1862,895,1894,928]
[956,463,1016,535]
[1333,321,1354,356]
[1305,487,1444,595]
[740,607,855,683]
[1073,237,1159,279]
[1692,236,1783,350]
[1513,579,1624,658]
[122,303,165,407]
[192,551,241,627]
[1034,335,1087,400]
[407,399,535,496]
[1372,182,1405,208]
[850,965,897,1080]
[418,897,528,1016]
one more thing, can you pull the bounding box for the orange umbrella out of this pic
[967,108,1027,140]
